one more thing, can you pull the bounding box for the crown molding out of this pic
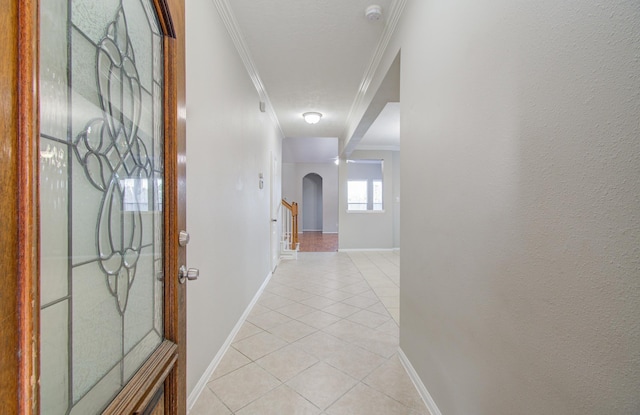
[354,144,400,152]
[341,0,407,142]
[211,0,285,138]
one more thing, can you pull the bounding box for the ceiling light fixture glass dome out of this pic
[303,112,322,124]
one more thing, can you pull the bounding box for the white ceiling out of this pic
[224,0,401,162]
[358,102,400,151]
[282,137,338,163]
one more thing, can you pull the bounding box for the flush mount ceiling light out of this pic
[303,112,323,124]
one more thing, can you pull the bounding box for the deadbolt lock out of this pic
[179,230,190,247]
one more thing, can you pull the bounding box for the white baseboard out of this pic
[187,271,273,412]
[398,348,443,415]
[338,248,396,252]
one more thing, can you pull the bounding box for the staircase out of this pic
[281,199,299,259]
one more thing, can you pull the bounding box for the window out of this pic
[348,180,368,210]
[346,159,383,211]
[373,180,383,211]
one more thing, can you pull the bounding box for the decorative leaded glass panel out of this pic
[40,0,165,413]
[40,0,68,140]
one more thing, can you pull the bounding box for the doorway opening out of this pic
[300,173,338,251]
[302,173,323,232]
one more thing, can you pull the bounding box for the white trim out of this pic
[398,348,443,415]
[280,248,298,260]
[355,144,401,152]
[341,0,408,141]
[211,0,284,138]
[346,209,386,214]
[272,257,281,273]
[322,232,338,234]
[187,271,273,412]
[338,248,396,252]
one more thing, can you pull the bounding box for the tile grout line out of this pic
[195,252,424,415]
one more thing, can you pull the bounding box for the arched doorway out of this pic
[302,173,323,231]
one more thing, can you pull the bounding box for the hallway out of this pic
[190,251,424,414]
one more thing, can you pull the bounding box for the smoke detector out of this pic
[365,5,383,21]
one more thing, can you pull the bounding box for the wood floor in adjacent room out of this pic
[298,231,338,252]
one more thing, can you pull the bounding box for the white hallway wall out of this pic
[282,162,338,233]
[384,0,639,414]
[392,151,400,248]
[338,150,399,250]
[185,0,282,397]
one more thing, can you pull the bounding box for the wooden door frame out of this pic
[0,1,40,414]
[0,0,187,413]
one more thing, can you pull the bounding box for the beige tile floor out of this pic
[190,251,427,415]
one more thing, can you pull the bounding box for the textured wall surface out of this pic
[185,0,282,394]
[399,0,640,413]
[282,162,339,233]
[339,150,398,250]
[392,151,400,248]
